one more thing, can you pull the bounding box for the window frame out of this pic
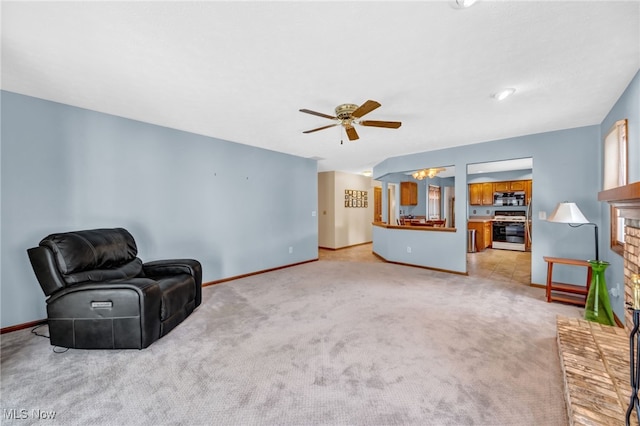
[604,119,628,256]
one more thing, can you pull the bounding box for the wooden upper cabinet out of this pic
[469,183,493,206]
[481,183,493,205]
[493,181,510,192]
[470,180,532,206]
[400,181,418,205]
[494,180,526,191]
[469,183,482,205]
[509,180,526,191]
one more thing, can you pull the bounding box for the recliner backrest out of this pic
[31,228,143,293]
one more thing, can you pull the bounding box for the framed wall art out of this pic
[344,189,368,208]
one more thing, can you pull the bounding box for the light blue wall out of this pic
[374,125,601,283]
[0,91,318,328]
[599,69,640,321]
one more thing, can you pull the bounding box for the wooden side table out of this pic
[543,256,593,306]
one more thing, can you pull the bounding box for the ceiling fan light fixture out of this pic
[412,167,445,180]
[335,104,359,120]
[491,88,516,101]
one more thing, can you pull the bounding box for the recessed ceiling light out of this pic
[453,0,479,9]
[491,88,516,101]
[362,170,372,177]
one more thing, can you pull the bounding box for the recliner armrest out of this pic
[143,259,202,307]
[46,279,163,348]
[46,279,161,304]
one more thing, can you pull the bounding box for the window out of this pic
[604,119,628,256]
[428,185,441,220]
[611,205,625,256]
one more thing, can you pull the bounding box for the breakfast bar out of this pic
[372,221,465,274]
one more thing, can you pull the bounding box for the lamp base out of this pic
[584,260,615,326]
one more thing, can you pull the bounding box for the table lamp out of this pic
[547,201,613,326]
[547,202,599,261]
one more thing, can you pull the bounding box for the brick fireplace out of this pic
[598,182,640,332]
[623,219,640,331]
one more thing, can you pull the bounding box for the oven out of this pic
[491,210,527,251]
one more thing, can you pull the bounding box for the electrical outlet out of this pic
[407,246,412,253]
[289,246,293,254]
[539,211,547,220]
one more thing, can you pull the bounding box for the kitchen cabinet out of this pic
[469,183,494,206]
[469,184,481,205]
[400,181,418,205]
[470,180,532,206]
[493,181,510,192]
[494,180,526,191]
[468,220,492,251]
[509,180,526,191]
[483,221,492,249]
[525,180,532,204]
[481,183,493,205]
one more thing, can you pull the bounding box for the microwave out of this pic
[493,191,526,206]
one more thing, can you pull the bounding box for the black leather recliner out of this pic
[27,228,202,349]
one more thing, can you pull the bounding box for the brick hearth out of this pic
[557,316,629,425]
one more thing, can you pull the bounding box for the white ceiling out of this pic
[2,1,639,175]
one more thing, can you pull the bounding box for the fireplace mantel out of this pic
[598,181,640,220]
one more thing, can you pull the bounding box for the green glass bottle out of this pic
[584,260,615,326]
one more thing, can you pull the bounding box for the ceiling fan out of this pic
[299,100,402,141]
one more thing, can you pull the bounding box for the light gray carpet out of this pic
[1,260,582,425]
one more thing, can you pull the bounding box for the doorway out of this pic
[466,157,533,284]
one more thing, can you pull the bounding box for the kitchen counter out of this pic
[467,219,493,251]
[468,216,493,223]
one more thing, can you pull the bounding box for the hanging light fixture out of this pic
[411,167,446,180]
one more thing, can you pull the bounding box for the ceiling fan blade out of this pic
[359,120,402,129]
[351,100,381,118]
[302,123,339,134]
[299,109,336,120]
[345,125,359,141]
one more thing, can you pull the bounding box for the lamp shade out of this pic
[547,202,589,224]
